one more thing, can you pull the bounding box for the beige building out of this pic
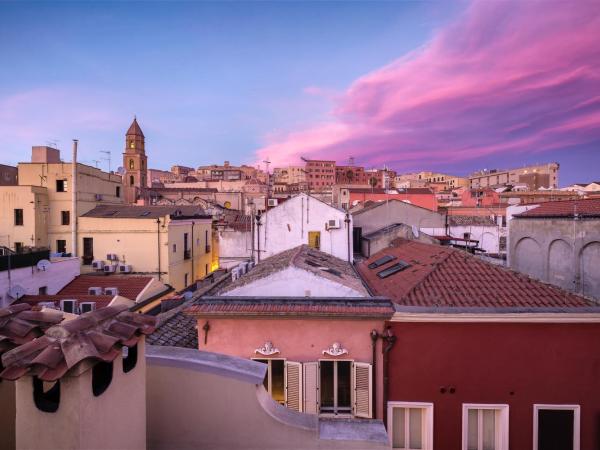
[78,205,215,291]
[469,162,559,189]
[395,171,468,189]
[273,166,306,185]
[0,146,123,254]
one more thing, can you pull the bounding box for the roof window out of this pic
[368,255,396,269]
[376,261,411,279]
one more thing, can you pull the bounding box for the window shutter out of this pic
[285,361,302,412]
[303,362,319,414]
[352,362,372,418]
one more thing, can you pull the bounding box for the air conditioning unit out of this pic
[326,219,341,229]
[118,264,132,273]
[103,265,116,273]
[247,261,255,270]
[238,263,247,275]
[95,194,103,201]
[92,260,105,270]
[231,268,240,281]
[60,299,78,314]
[106,253,118,261]
[80,302,96,314]
[88,287,103,296]
[104,287,119,296]
[267,198,278,207]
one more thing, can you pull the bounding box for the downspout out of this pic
[381,326,397,428]
[71,139,78,257]
[345,212,351,263]
[370,329,378,419]
[156,218,162,281]
[191,220,195,284]
[256,211,262,262]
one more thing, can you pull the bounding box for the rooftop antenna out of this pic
[349,156,355,166]
[91,159,100,168]
[100,150,111,173]
[263,157,271,174]
[46,139,59,149]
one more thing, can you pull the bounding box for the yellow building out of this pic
[78,205,215,291]
[0,146,123,253]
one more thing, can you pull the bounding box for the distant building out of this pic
[304,159,335,191]
[335,165,369,185]
[460,188,502,207]
[0,164,17,186]
[122,117,148,204]
[337,187,437,211]
[396,171,468,190]
[469,162,559,190]
[509,198,600,299]
[273,166,306,185]
[78,205,215,291]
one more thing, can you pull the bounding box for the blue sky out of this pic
[1,1,598,185]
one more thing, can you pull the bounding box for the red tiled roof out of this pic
[185,297,393,318]
[126,117,144,137]
[0,304,156,381]
[0,304,63,352]
[357,239,596,308]
[349,188,433,195]
[58,275,154,301]
[19,295,114,310]
[516,198,600,218]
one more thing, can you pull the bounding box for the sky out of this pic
[0,0,599,186]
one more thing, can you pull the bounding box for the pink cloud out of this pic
[256,0,600,171]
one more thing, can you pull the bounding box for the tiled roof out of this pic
[81,204,210,219]
[362,223,410,240]
[216,213,251,232]
[0,304,63,352]
[0,304,156,381]
[349,188,433,195]
[145,309,198,349]
[126,117,144,137]
[186,297,394,318]
[448,215,496,226]
[19,295,114,310]
[357,239,596,309]
[57,275,154,301]
[352,199,435,216]
[220,245,368,295]
[515,198,600,218]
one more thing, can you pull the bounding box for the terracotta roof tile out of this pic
[357,239,596,309]
[516,198,600,218]
[81,204,210,219]
[0,304,63,352]
[19,295,114,310]
[0,304,156,381]
[57,275,154,301]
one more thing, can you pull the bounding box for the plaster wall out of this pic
[217,229,252,266]
[0,186,49,250]
[15,339,146,450]
[0,257,80,307]
[509,217,600,299]
[256,194,351,261]
[0,380,15,450]
[222,266,366,297]
[353,201,445,236]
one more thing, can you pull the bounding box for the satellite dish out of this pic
[117,166,125,175]
[8,284,26,300]
[37,259,52,271]
[183,291,193,301]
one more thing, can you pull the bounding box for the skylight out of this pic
[376,261,411,279]
[368,255,396,269]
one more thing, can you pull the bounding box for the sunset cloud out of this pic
[256,0,600,171]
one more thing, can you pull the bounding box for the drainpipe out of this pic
[370,329,378,419]
[381,326,397,428]
[156,218,162,281]
[255,210,262,262]
[345,212,351,263]
[191,220,195,284]
[71,139,78,257]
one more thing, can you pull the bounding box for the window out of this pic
[56,240,67,254]
[377,261,411,279]
[61,210,70,226]
[368,255,396,269]
[499,237,507,252]
[308,231,321,250]
[129,159,134,169]
[56,179,67,192]
[14,208,24,226]
[534,405,580,450]
[14,242,23,253]
[130,175,134,186]
[116,186,121,198]
[254,359,286,405]
[172,244,177,253]
[184,273,189,287]
[463,233,471,240]
[389,402,433,449]
[320,360,352,415]
[38,286,47,295]
[462,404,509,450]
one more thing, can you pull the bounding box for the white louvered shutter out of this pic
[303,362,319,414]
[352,362,372,418]
[285,361,303,412]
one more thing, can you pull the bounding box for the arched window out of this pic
[129,141,135,149]
[92,361,113,397]
[129,159,134,170]
[122,344,138,373]
[33,377,60,413]
[130,175,134,186]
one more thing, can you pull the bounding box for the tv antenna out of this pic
[100,150,111,172]
[91,159,100,168]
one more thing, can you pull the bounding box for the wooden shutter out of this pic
[285,361,303,412]
[303,362,319,414]
[352,362,372,418]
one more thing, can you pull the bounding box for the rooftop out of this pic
[57,274,156,301]
[352,198,436,216]
[515,198,600,218]
[448,215,497,226]
[19,295,115,310]
[349,188,433,195]
[357,239,598,309]
[81,204,210,219]
[1,304,156,381]
[126,117,145,138]
[0,304,63,351]
[220,245,368,296]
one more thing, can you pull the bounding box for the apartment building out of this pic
[304,159,335,191]
[469,162,559,189]
[272,166,306,185]
[335,165,369,185]
[0,146,123,255]
[0,164,17,186]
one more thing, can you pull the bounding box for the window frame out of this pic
[14,208,24,226]
[61,210,70,226]
[462,403,509,450]
[533,404,580,450]
[387,401,434,450]
[252,357,287,405]
[318,358,353,416]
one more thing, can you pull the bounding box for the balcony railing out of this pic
[0,248,51,272]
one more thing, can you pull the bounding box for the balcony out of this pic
[184,249,191,260]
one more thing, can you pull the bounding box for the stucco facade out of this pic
[255,193,352,262]
[0,185,49,250]
[509,217,600,299]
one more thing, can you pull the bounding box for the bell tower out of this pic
[123,117,148,203]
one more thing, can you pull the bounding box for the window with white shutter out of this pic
[462,404,509,450]
[303,362,319,414]
[285,361,302,412]
[352,362,372,418]
[388,402,434,449]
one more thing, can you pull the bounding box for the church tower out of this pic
[122,117,148,203]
